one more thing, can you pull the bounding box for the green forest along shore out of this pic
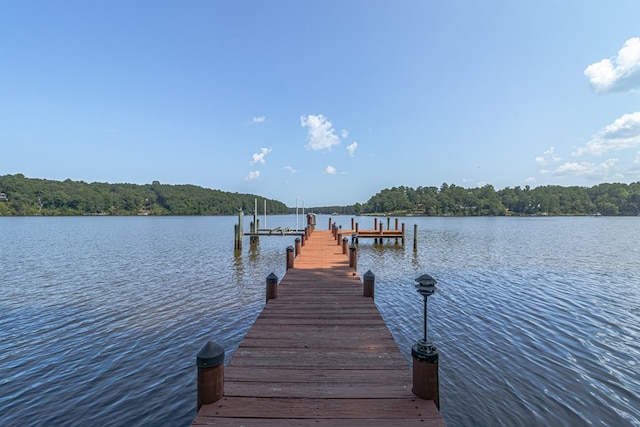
[1,174,639,217]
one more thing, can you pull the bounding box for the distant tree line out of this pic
[3,174,639,217]
[310,183,640,216]
[0,174,288,216]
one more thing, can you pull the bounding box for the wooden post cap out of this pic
[197,342,225,368]
[266,272,278,284]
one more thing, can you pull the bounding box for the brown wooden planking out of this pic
[195,417,445,427]
[192,229,445,426]
[225,367,411,383]
[197,396,442,420]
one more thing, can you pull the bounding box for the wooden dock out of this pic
[193,229,445,426]
[330,216,406,243]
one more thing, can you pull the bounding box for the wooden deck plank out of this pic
[194,417,445,427]
[192,229,444,426]
[225,367,411,383]
[196,397,442,420]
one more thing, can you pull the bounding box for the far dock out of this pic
[194,223,444,425]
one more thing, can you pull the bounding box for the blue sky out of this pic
[2,1,640,207]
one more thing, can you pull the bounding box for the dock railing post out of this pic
[266,272,278,302]
[196,341,225,412]
[295,238,301,256]
[342,237,348,254]
[363,270,375,299]
[337,232,342,245]
[286,246,294,270]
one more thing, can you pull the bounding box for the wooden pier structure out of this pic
[194,226,444,426]
[330,216,407,245]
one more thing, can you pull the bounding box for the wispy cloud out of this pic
[535,146,561,165]
[341,129,349,139]
[250,147,272,165]
[245,171,261,180]
[346,141,358,157]
[324,165,337,175]
[284,165,298,174]
[573,112,640,156]
[252,116,266,124]
[300,114,342,151]
[551,159,618,178]
[584,37,640,94]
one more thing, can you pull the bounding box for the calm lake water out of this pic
[1,215,639,426]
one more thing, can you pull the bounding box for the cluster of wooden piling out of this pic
[329,216,406,245]
[236,213,420,251]
[196,216,444,425]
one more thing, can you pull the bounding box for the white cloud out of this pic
[250,147,272,165]
[535,146,561,165]
[245,171,261,180]
[573,112,640,156]
[252,116,266,124]
[341,129,349,139]
[524,176,536,183]
[284,165,298,174]
[346,141,358,157]
[324,165,337,175]
[300,114,341,151]
[584,37,640,93]
[552,159,618,178]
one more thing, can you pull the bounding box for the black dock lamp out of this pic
[414,273,437,352]
[411,273,440,409]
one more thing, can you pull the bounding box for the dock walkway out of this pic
[192,230,445,426]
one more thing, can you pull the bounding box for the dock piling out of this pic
[349,244,357,270]
[295,238,301,256]
[196,341,225,411]
[286,246,294,270]
[342,237,348,254]
[266,272,278,302]
[234,209,243,250]
[363,269,375,299]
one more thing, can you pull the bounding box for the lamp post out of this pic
[411,273,440,409]
[414,273,437,353]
